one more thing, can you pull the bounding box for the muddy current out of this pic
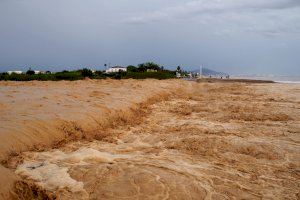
[9,83,300,199]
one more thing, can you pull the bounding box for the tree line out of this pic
[0,62,179,81]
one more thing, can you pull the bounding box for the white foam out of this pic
[39,148,130,165]
[15,147,134,193]
[16,161,84,192]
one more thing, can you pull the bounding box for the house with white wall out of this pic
[105,66,127,73]
[7,71,23,75]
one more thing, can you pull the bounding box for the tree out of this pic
[138,62,161,72]
[137,63,147,72]
[81,68,93,77]
[95,71,103,76]
[145,62,160,70]
[127,65,138,72]
[26,68,35,75]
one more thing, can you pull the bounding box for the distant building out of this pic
[176,72,182,78]
[7,71,23,75]
[105,66,127,73]
[147,69,158,72]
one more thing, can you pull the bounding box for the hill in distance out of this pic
[190,68,229,76]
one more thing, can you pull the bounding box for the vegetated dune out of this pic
[0,79,193,199]
[1,80,300,199]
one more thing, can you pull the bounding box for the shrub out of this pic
[0,65,177,81]
[93,71,106,79]
[26,69,35,75]
[138,62,161,72]
[55,71,83,81]
[127,65,138,72]
[81,68,93,77]
[124,71,176,80]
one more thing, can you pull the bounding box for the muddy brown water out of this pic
[4,82,300,199]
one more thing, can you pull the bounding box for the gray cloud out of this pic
[126,0,300,36]
[0,0,299,75]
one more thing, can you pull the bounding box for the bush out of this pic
[55,71,83,81]
[93,71,106,79]
[81,68,93,77]
[138,62,161,72]
[127,65,138,72]
[0,65,177,81]
[26,69,35,75]
[124,71,176,80]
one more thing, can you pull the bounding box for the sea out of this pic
[232,75,300,84]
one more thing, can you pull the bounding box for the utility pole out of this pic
[200,65,203,79]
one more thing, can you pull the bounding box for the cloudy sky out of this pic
[0,0,299,75]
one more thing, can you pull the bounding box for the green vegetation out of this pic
[0,71,81,81]
[26,68,35,75]
[137,62,161,72]
[80,68,93,78]
[124,71,175,79]
[0,62,177,81]
[127,65,138,72]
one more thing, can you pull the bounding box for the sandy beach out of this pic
[0,79,299,199]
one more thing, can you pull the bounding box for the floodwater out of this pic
[9,82,300,199]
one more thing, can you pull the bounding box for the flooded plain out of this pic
[7,82,300,199]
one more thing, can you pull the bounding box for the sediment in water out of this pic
[1,81,299,199]
[0,79,194,199]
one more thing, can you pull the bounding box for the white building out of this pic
[147,69,158,72]
[105,66,127,73]
[7,71,23,75]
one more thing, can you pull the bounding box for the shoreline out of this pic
[196,78,274,83]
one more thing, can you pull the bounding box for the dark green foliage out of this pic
[26,69,35,75]
[94,71,103,76]
[92,71,106,79]
[125,71,176,80]
[0,73,54,81]
[54,71,83,80]
[0,64,177,81]
[81,68,93,77]
[0,71,84,81]
[137,64,147,72]
[138,62,161,72]
[102,70,175,80]
[127,65,138,72]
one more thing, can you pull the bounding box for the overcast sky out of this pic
[0,0,299,75]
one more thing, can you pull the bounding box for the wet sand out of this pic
[1,80,299,199]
